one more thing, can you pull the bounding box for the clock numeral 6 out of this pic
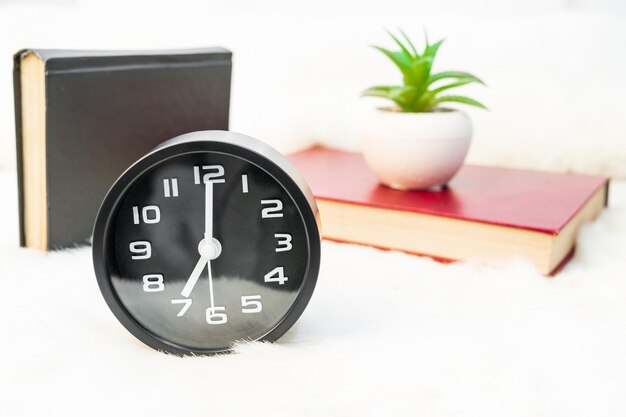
[206,307,228,324]
[194,165,225,184]
[133,205,160,225]
[264,266,288,285]
[241,295,262,313]
[142,274,164,292]
[274,233,292,252]
[129,241,151,260]
[261,199,283,218]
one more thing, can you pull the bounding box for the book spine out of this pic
[12,50,26,247]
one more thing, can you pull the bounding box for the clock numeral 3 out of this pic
[264,266,288,285]
[142,274,164,292]
[133,205,160,225]
[194,165,225,184]
[274,233,292,252]
[261,199,283,218]
[206,307,228,324]
[171,299,192,317]
[130,241,151,259]
[241,295,262,313]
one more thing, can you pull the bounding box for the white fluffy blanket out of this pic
[2,170,626,417]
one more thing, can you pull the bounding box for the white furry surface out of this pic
[2,168,626,416]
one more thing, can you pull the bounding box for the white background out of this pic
[0,0,625,176]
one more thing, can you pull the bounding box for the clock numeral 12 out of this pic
[194,165,225,184]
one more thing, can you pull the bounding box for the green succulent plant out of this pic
[362,30,487,112]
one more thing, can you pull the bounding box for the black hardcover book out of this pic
[14,47,232,250]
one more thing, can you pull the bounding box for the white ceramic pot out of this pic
[361,108,472,190]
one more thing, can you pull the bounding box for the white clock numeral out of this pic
[171,299,192,317]
[241,295,262,313]
[206,306,228,324]
[194,165,225,184]
[261,199,283,218]
[129,241,151,259]
[163,178,179,197]
[142,274,164,292]
[264,266,288,285]
[274,233,292,252]
[133,205,160,224]
[242,174,249,193]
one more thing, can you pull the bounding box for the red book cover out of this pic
[289,147,609,235]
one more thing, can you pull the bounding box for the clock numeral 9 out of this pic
[142,274,164,292]
[264,266,288,285]
[241,295,262,313]
[129,241,151,259]
[133,205,160,225]
[194,165,225,184]
[261,199,283,218]
[206,307,228,324]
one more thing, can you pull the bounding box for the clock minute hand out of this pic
[204,179,213,242]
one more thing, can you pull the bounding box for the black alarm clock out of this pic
[92,131,321,355]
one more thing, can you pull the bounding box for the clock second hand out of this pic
[206,259,215,313]
[204,178,217,316]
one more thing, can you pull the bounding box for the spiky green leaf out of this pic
[372,45,425,87]
[362,85,418,111]
[428,71,485,86]
[423,39,444,60]
[372,46,411,73]
[385,29,414,59]
[405,56,432,89]
[364,29,487,112]
[433,95,487,109]
[399,29,418,57]
[430,78,478,95]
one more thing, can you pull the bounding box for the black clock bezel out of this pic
[92,131,321,355]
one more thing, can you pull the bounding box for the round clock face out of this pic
[93,132,320,355]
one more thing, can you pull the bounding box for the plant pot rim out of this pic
[375,106,462,115]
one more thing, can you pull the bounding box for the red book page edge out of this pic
[323,237,576,276]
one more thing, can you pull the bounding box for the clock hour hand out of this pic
[181,255,208,298]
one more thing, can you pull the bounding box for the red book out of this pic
[289,147,609,274]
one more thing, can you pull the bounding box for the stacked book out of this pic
[290,147,608,274]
